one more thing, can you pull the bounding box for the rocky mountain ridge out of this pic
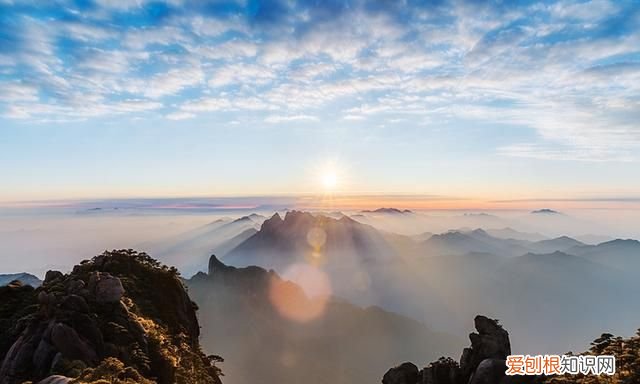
[0,250,222,384]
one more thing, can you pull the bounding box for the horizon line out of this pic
[2,194,640,211]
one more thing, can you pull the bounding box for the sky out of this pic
[1,0,639,207]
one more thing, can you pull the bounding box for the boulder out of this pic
[44,271,63,285]
[91,273,124,303]
[382,362,419,384]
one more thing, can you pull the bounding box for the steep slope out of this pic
[186,255,462,384]
[0,250,222,384]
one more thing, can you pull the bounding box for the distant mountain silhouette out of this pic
[362,208,413,214]
[485,227,547,242]
[529,235,585,253]
[421,229,530,257]
[567,238,640,271]
[411,248,640,354]
[0,273,41,287]
[187,255,462,384]
[531,208,562,214]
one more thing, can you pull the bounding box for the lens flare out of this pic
[268,263,331,322]
[306,227,327,249]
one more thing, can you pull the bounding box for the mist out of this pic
[2,202,639,361]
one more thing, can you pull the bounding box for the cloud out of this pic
[208,63,275,87]
[0,0,639,161]
[165,111,195,120]
[0,83,39,102]
[264,114,318,123]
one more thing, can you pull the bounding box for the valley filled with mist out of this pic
[2,202,640,384]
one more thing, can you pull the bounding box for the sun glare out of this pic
[321,171,338,190]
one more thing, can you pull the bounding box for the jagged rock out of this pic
[43,271,63,285]
[460,316,510,380]
[208,254,229,275]
[382,362,419,384]
[90,273,124,303]
[36,375,71,384]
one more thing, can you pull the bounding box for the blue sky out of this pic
[1,0,639,206]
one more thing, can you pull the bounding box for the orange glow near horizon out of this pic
[292,194,640,211]
[2,193,640,212]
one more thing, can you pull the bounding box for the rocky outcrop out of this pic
[0,250,222,384]
[382,315,540,384]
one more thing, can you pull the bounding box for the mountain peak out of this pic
[208,254,232,275]
[531,208,562,215]
[232,213,265,224]
[260,212,283,230]
[470,228,489,236]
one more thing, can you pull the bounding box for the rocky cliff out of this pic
[0,250,222,384]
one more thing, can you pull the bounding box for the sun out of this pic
[321,171,338,190]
